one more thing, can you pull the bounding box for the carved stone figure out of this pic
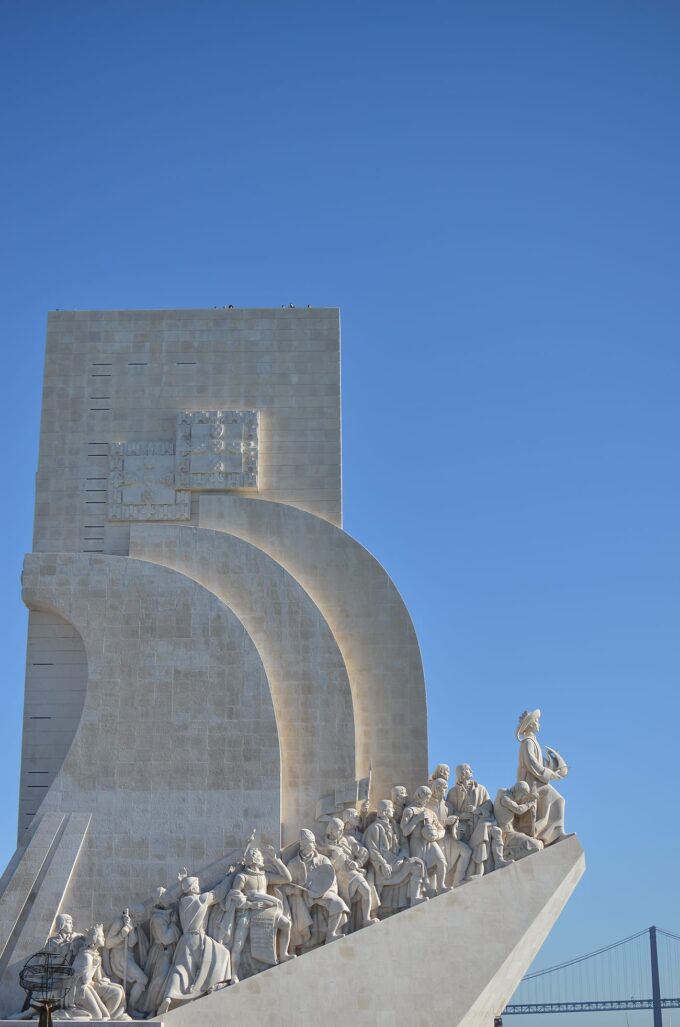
[516,709,569,846]
[157,869,232,1014]
[283,829,349,952]
[401,786,449,895]
[426,777,473,886]
[221,846,294,983]
[494,783,544,860]
[63,923,130,1021]
[322,818,379,929]
[104,909,148,1014]
[446,765,510,877]
[139,888,180,1015]
[428,764,450,787]
[363,800,427,912]
[44,914,85,965]
[341,807,364,844]
[390,785,409,826]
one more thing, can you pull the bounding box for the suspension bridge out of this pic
[504,926,680,1023]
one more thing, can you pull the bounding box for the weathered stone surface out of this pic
[0,813,91,1016]
[21,552,280,928]
[160,837,584,1027]
[199,495,429,800]
[129,524,356,841]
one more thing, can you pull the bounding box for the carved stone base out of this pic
[160,836,585,1027]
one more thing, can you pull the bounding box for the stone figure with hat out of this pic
[516,709,569,846]
[156,867,233,1014]
[282,829,349,953]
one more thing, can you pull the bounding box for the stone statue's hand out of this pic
[381,862,392,878]
[265,845,278,858]
[122,915,132,929]
[347,860,359,872]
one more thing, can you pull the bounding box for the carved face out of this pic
[249,848,264,869]
[431,778,447,800]
[378,800,394,820]
[326,818,343,842]
[299,829,317,857]
[456,764,473,784]
[342,809,360,830]
[413,786,431,805]
[391,785,408,807]
[56,914,73,935]
[89,924,105,948]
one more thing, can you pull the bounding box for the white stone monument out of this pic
[0,309,583,1025]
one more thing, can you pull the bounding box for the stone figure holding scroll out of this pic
[516,709,569,846]
[157,868,232,1014]
[222,846,294,983]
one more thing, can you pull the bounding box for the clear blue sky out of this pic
[1,0,679,1002]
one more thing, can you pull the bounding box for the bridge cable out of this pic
[522,929,649,980]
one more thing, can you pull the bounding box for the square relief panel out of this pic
[108,442,191,521]
[175,410,259,490]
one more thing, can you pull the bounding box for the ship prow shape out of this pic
[159,836,584,1027]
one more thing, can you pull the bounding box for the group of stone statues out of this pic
[15,708,569,1021]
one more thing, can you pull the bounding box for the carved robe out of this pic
[66,944,128,1021]
[161,883,232,1004]
[494,788,543,860]
[363,818,425,910]
[140,906,180,1014]
[446,780,499,875]
[517,736,566,846]
[283,851,348,952]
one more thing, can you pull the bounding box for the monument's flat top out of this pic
[47,306,339,317]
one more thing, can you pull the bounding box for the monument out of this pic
[0,308,584,1024]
